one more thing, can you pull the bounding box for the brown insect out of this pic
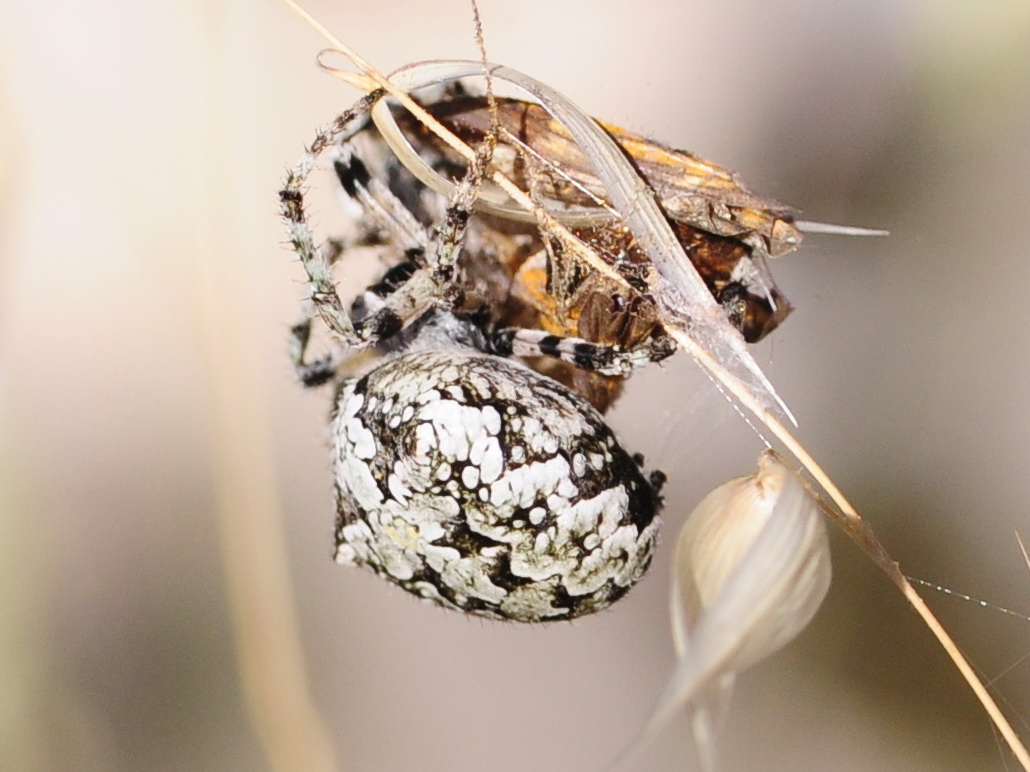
[359,83,802,411]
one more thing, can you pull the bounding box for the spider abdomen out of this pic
[331,348,662,622]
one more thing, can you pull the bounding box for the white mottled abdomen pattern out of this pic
[331,349,662,621]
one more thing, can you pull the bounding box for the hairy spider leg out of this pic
[488,327,675,378]
[280,91,384,345]
[283,90,495,386]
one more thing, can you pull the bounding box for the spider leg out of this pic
[287,240,354,387]
[488,327,677,377]
[331,144,430,253]
[289,316,347,387]
[285,91,497,387]
[329,128,497,344]
[289,248,423,388]
[279,90,385,349]
[429,138,497,300]
[281,91,423,386]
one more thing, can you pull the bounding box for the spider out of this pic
[280,89,670,622]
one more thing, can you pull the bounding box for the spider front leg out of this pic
[288,124,495,388]
[287,243,438,387]
[288,237,350,387]
[280,90,386,350]
[281,90,432,387]
[322,127,495,344]
[489,327,677,377]
[331,124,495,288]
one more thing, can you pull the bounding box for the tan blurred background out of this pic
[2,1,1029,770]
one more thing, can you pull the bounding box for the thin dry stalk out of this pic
[190,4,339,771]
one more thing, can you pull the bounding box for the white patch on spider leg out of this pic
[330,348,663,622]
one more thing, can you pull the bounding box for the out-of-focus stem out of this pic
[190,3,339,770]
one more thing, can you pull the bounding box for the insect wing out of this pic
[421,96,802,258]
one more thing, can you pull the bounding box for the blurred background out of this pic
[2,1,1028,770]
